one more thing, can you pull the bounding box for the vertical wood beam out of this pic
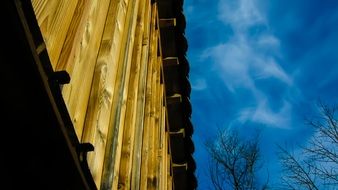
[100,0,140,189]
[55,0,91,74]
[117,0,147,189]
[147,30,161,190]
[130,0,151,188]
[55,0,111,138]
[159,85,166,190]
[31,0,78,69]
[80,0,128,187]
[140,3,158,189]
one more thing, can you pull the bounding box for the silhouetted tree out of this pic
[205,128,268,190]
[278,103,338,190]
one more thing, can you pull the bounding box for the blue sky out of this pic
[184,0,338,189]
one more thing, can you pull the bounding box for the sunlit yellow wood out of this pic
[130,0,152,189]
[100,0,141,189]
[57,0,111,138]
[118,0,147,188]
[31,0,78,69]
[80,0,128,187]
[140,3,158,190]
[31,0,179,189]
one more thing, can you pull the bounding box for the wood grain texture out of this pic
[80,0,126,187]
[55,0,91,74]
[155,68,162,190]
[130,0,152,189]
[57,0,111,139]
[100,0,141,189]
[117,0,147,189]
[140,3,158,190]
[159,84,166,190]
[31,0,78,69]
[148,32,161,190]
[32,0,177,189]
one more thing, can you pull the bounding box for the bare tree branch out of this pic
[206,128,268,190]
[279,103,338,190]
[278,145,319,190]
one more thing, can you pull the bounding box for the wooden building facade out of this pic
[2,0,196,189]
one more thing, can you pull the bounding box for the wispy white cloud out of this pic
[218,0,265,30]
[186,0,338,188]
[201,34,291,92]
[257,34,280,48]
[200,0,293,128]
[191,78,207,91]
[254,58,292,85]
[201,35,254,92]
[238,99,292,128]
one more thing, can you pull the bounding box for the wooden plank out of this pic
[147,6,164,190]
[169,128,185,136]
[31,0,78,69]
[56,0,111,139]
[157,24,168,190]
[164,130,169,190]
[139,33,153,190]
[159,86,166,190]
[166,93,182,104]
[167,155,173,190]
[159,83,165,146]
[55,0,91,73]
[158,84,167,190]
[100,0,141,189]
[147,30,161,190]
[148,63,156,189]
[117,0,147,189]
[159,18,176,28]
[130,0,152,188]
[163,57,179,66]
[163,106,167,190]
[140,3,158,190]
[167,133,172,189]
[172,163,188,170]
[153,56,162,190]
[80,0,128,188]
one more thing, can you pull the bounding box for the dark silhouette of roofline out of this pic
[2,1,96,189]
[158,0,197,189]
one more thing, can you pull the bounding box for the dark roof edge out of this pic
[11,1,97,189]
[170,0,197,189]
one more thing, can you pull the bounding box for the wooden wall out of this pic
[31,0,174,189]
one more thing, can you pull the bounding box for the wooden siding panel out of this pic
[100,0,141,189]
[31,0,78,69]
[80,0,126,187]
[130,0,152,189]
[117,0,147,189]
[57,0,111,138]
